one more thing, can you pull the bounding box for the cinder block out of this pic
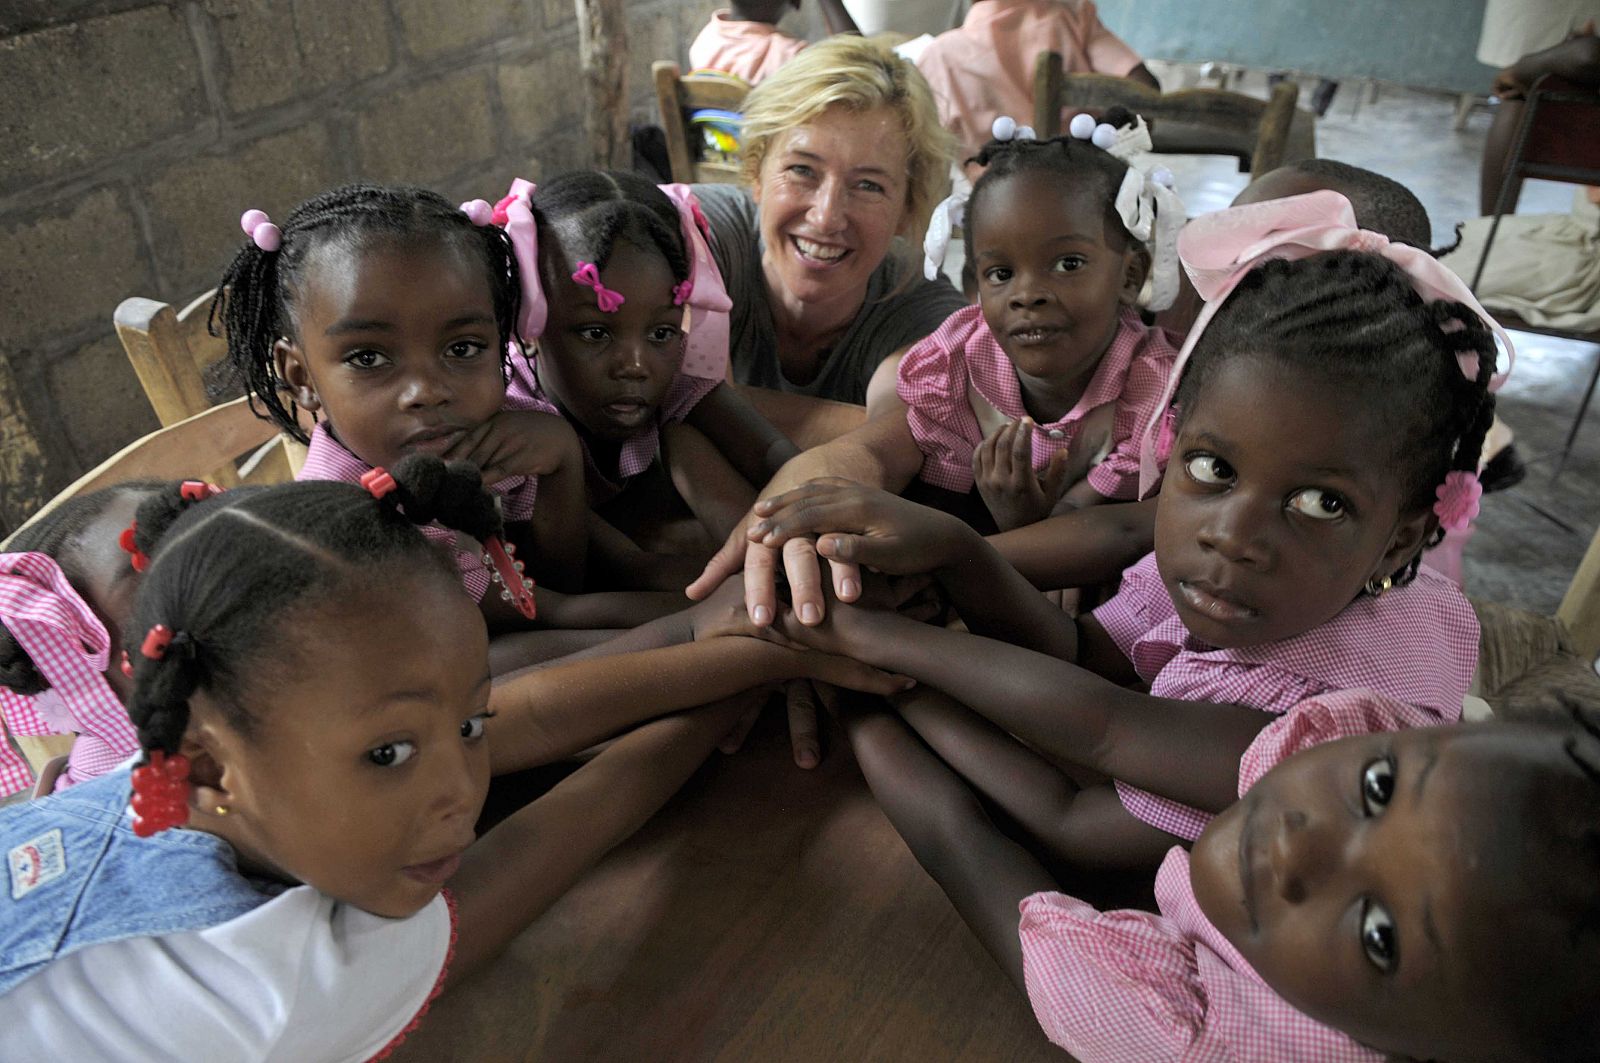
[0,8,207,191]
[497,49,582,147]
[355,71,495,185]
[142,124,340,296]
[44,333,160,471]
[0,188,152,351]
[0,355,55,532]
[206,0,391,114]
[394,0,524,59]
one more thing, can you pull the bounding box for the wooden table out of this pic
[393,714,1066,1062]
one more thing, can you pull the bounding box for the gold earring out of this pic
[1365,575,1393,598]
[213,804,231,816]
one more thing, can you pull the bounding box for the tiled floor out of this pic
[1151,69,1599,615]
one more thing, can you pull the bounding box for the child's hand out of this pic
[972,419,1074,532]
[749,478,977,579]
[445,410,581,484]
[687,574,803,645]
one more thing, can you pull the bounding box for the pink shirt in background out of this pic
[1091,553,1478,840]
[297,425,539,603]
[896,305,1176,500]
[689,11,808,85]
[1020,688,1428,1063]
[915,0,1143,161]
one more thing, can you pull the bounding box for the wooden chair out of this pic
[114,289,305,487]
[1469,74,1600,472]
[1,397,289,788]
[652,61,751,186]
[1032,58,1304,176]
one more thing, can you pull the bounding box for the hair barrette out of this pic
[460,199,494,226]
[1434,471,1483,530]
[118,521,150,573]
[672,279,694,306]
[130,748,191,837]
[571,262,625,312]
[360,467,397,500]
[991,115,1036,143]
[140,624,173,661]
[490,192,519,228]
[179,480,221,502]
[240,208,281,252]
[482,537,536,620]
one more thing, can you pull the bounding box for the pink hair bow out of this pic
[570,262,626,312]
[0,553,139,794]
[660,184,733,381]
[1137,189,1516,497]
[494,178,547,342]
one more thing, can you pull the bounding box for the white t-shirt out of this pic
[1,884,451,1061]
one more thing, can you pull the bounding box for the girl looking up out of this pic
[753,190,1506,876]
[488,172,798,587]
[0,480,223,795]
[839,687,1600,1062]
[0,456,753,1061]
[212,183,589,621]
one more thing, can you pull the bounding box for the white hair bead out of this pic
[1151,167,1175,189]
[1068,113,1096,139]
[1091,123,1116,150]
[1016,124,1037,141]
[992,115,1018,141]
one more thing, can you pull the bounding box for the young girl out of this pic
[837,686,1600,1061]
[489,171,798,586]
[749,190,1507,875]
[0,455,902,1059]
[0,480,223,795]
[212,182,590,619]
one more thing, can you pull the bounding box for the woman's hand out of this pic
[748,478,981,579]
[446,410,581,484]
[971,419,1073,532]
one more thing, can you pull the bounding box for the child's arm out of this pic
[987,497,1158,589]
[445,695,747,987]
[682,382,800,487]
[583,513,710,592]
[779,604,1272,814]
[971,418,1097,532]
[446,410,588,591]
[839,696,1057,989]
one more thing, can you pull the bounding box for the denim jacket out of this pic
[0,768,270,995]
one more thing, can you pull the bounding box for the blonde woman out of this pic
[694,36,965,411]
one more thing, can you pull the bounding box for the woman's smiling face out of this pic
[752,105,911,314]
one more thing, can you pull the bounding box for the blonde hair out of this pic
[739,36,955,238]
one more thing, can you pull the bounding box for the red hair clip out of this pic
[140,624,173,660]
[179,480,221,502]
[483,537,537,620]
[118,522,150,573]
[361,468,397,499]
[130,749,191,836]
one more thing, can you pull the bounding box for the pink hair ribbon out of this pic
[493,178,547,342]
[659,183,733,381]
[571,262,626,312]
[1137,190,1516,497]
[0,553,139,794]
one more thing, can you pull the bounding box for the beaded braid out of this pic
[208,184,524,444]
[123,454,504,762]
[529,170,690,293]
[962,107,1140,270]
[1,480,184,697]
[1173,251,1497,587]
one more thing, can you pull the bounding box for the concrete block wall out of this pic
[0,0,792,532]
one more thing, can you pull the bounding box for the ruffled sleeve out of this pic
[1019,889,1206,1062]
[1237,687,1444,796]
[1087,323,1179,500]
[896,305,988,493]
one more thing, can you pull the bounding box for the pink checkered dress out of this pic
[895,305,1178,500]
[1092,553,1478,840]
[0,553,139,795]
[504,354,720,505]
[1020,689,1429,1062]
[297,427,539,603]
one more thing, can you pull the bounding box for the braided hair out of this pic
[963,108,1142,269]
[1173,252,1497,587]
[209,184,524,444]
[122,455,501,756]
[1,481,208,697]
[529,170,689,298]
